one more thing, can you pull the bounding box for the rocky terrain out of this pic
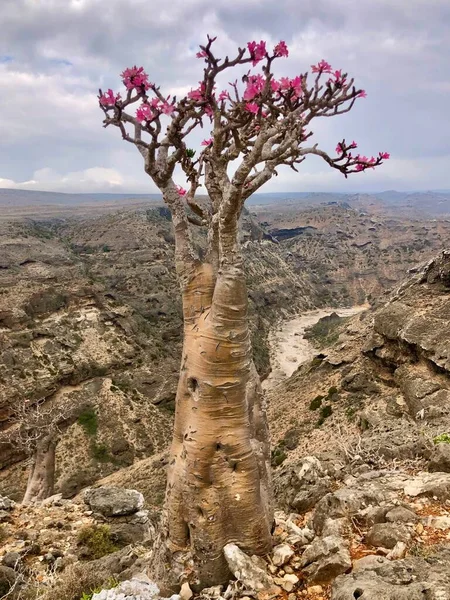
[1,198,450,598]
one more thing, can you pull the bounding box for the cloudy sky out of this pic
[0,0,449,194]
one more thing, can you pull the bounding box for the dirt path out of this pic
[262,305,368,391]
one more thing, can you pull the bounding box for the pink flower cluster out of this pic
[330,69,346,86]
[121,66,151,91]
[274,40,289,58]
[311,60,332,74]
[136,98,175,123]
[188,81,207,102]
[336,140,358,154]
[355,151,390,171]
[335,142,390,170]
[247,40,267,66]
[99,89,120,106]
[176,186,187,196]
[201,138,213,146]
[243,74,265,101]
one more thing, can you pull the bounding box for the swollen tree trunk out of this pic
[157,259,273,588]
[22,435,57,504]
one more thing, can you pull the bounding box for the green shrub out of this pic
[77,525,118,560]
[78,407,98,436]
[91,442,111,462]
[317,404,333,426]
[327,386,338,396]
[271,445,287,467]
[434,433,450,444]
[309,395,323,411]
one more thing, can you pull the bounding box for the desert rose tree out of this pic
[98,37,388,587]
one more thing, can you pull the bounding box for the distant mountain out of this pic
[1,187,450,219]
[0,188,162,206]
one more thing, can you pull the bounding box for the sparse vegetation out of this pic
[304,313,349,348]
[37,563,111,600]
[271,442,287,466]
[77,525,118,560]
[78,407,98,436]
[434,433,450,444]
[309,395,323,411]
[317,404,333,426]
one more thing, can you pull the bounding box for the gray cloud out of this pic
[0,0,449,193]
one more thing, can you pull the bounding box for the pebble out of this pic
[307,585,324,594]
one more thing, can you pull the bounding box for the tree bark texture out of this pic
[159,259,273,587]
[22,436,57,504]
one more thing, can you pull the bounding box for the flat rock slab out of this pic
[84,486,144,516]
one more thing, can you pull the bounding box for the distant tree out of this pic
[0,398,88,504]
[98,36,388,588]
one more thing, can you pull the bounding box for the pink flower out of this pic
[336,142,344,154]
[136,103,154,123]
[176,186,187,196]
[218,90,230,101]
[291,75,303,97]
[243,74,265,101]
[311,59,332,74]
[274,41,289,58]
[247,40,267,66]
[330,69,346,85]
[196,50,208,58]
[121,66,151,91]
[188,82,206,102]
[270,79,280,92]
[279,77,292,90]
[160,101,175,115]
[201,138,213,146]
[350,140,358,149]
[245,102,259,114]
[358,90,367,98]
[379,151,390,160]
[99,89,120,106]
[204,104,214,117]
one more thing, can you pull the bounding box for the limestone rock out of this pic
[0,565,24,598]
[403,472,450,500]
[84,487,144,516]
[91,574,179,600]
[385,506,418,523]
[223,543,276,592]
[1,552,21,570]
[428,443,450,473]
[300,535,352,584]
[332,573,429,600]
[386,541,407,560]
[313,487,386,534]
[366,523,411,549]
[272,543,294,567]
[0,496,15,511]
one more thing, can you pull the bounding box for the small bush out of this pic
[77,525,118,560]
[309,395,323,411]
[35,562,111,600]
[317,404,333,426]
[320,404,333,419]
[434,433,450,444]
[327,386,338,396]
[91,442,111,463]
[78,407,98,436]
[271,445,287,467]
